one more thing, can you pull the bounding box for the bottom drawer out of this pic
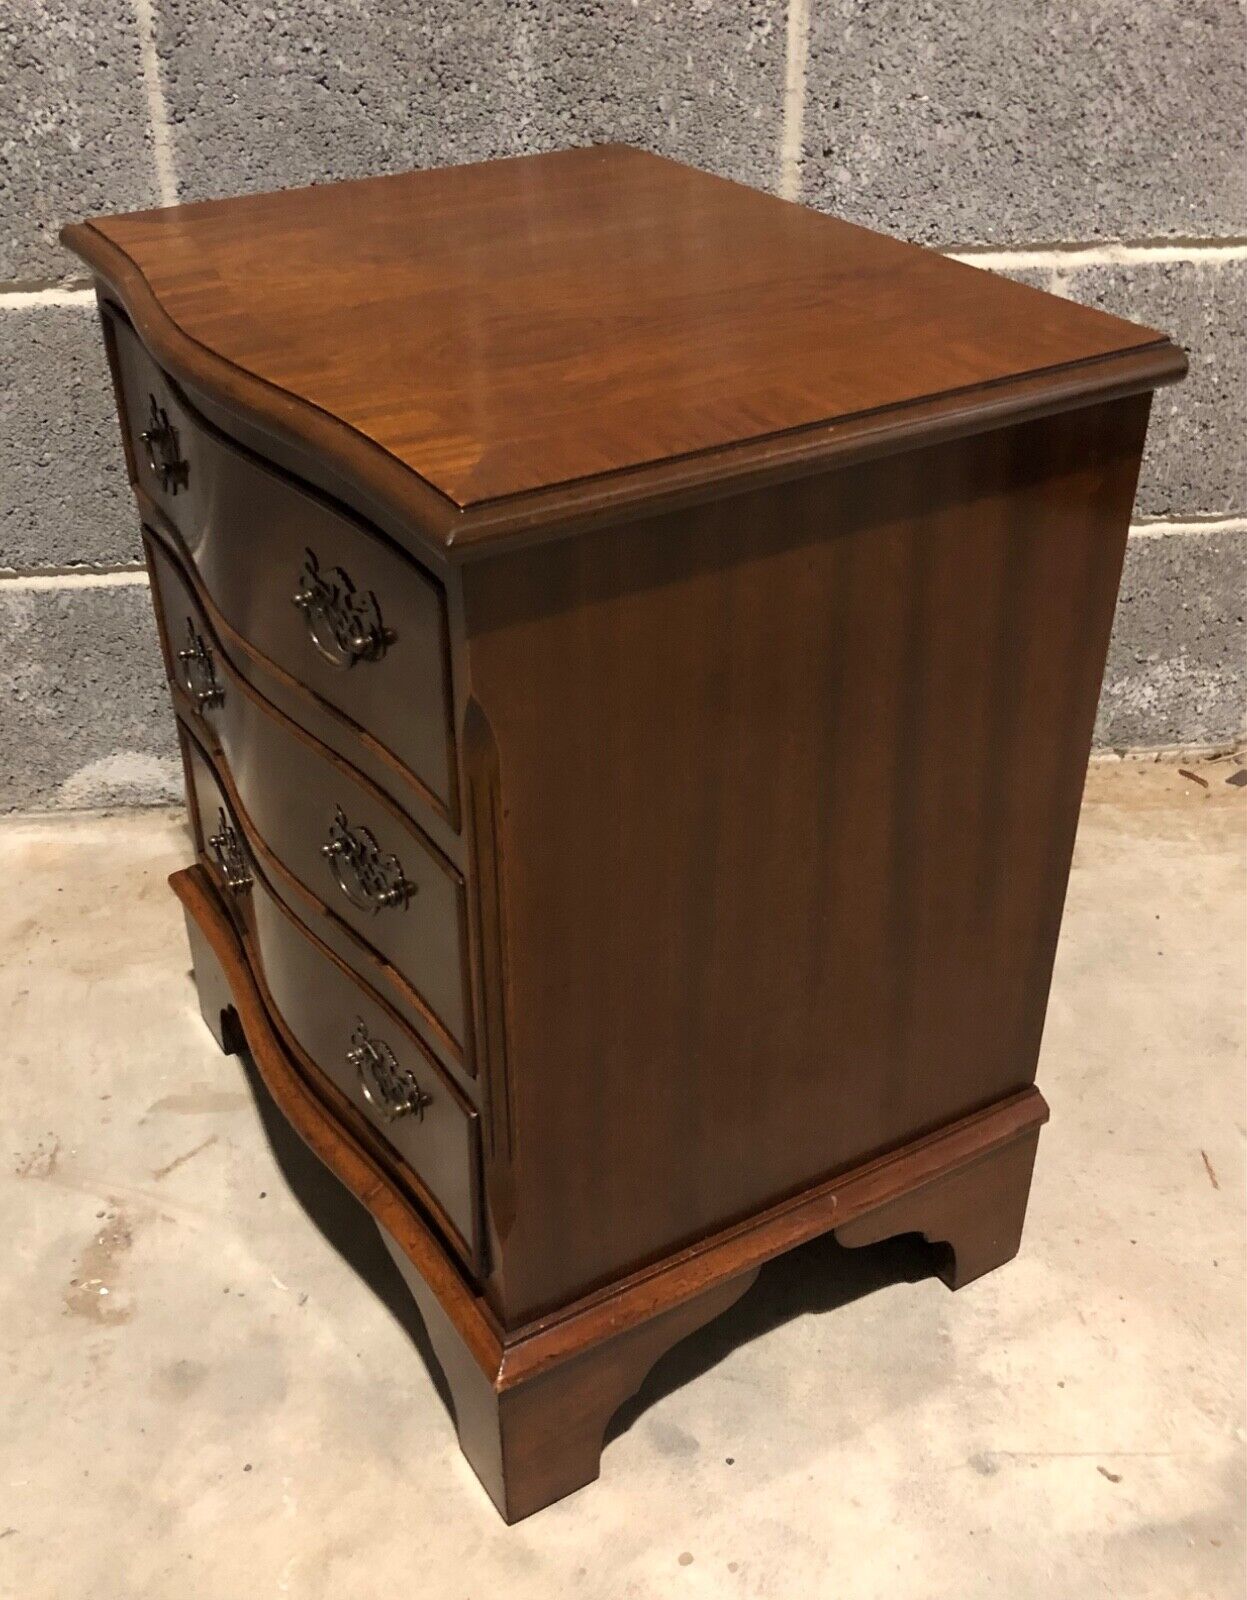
[182,728,483,1269]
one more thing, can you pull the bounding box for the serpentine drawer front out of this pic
[146,533,470,1064]
[66,145,1185,1522]
[182,735,482,1268]
[107,306,456,824]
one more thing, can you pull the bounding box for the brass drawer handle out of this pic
[176,618,224,713]
[139,394,189,495]
[292,547,391,669]
[347,1020,432,1123]
[321,805,414,913]
[208,808,251,893]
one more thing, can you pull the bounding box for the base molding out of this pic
[834,1124,1042,1289]
[174,863,1049,1521]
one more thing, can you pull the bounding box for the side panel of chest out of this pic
[462,397,1149,1321]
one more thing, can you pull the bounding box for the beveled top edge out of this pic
[62,176,1187,567]
[64,217,464,565]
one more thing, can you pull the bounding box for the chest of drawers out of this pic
[64,146,1185,1522]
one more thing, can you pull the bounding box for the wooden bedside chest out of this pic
[63,146,1185,1522]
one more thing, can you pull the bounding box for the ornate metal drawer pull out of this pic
[321,805,414,913]
[139,394,189,495]
[208,809,251,893]
[292,548,391,669]
[348,1020,432,1123]
[176,617,224,712]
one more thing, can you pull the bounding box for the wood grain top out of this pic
[65,145,1184,546]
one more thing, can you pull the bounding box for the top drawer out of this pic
[104,306,457,824]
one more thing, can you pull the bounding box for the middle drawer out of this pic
[148,532,471,1068]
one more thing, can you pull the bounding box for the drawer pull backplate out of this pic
[139,394,189,495]
[208,809,251,893]
[321,805,415,913]
[292,547,391,668]
[347,1020,432,1122]
[176,618,224,713]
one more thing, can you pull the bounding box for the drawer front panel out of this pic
[148,535,470,1061]
[107,306,456,821]
[183,735,481,1267]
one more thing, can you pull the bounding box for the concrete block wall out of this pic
[1,1,1243,810]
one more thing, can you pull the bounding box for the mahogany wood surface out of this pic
[108,306,458,820]
[68,148,1186,1519]
[180,738,482,1266]
[836,1126,1042,1290]
[176,861,1047,1519]
[139,504,465,868]
[63,146,1185,562]
[462,395,1148,1321]
[145,534,472,1063]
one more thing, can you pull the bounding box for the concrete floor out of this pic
[1,758,1243,1599]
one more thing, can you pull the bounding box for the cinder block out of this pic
[1096,529,1246,750]
[1054,259,1245,521]
[802,0,1246,246]
[0,1,161,283]
[0,301,140,571]
[0,580,179,811]
[154,1,785,203]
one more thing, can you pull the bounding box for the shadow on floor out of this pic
[606,1228,941,1445]
[234,1043,945,1446]
[234,1046,456,1420]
